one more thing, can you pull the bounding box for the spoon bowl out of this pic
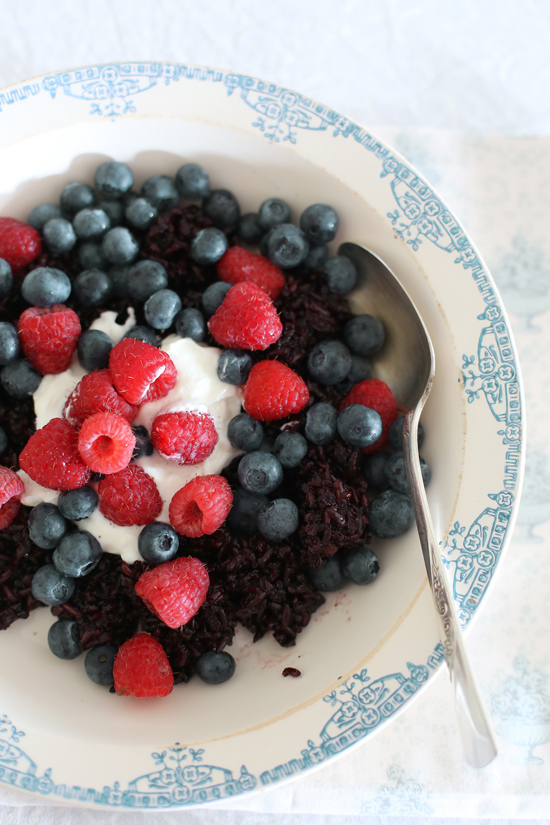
[340,242,498,768]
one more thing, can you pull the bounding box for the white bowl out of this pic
[0,62,524,810]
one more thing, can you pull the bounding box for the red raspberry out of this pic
[19,418,92,491]
[18,304,81,375]
[217,246,285,300]
[109,338,177,405]
[113,633,173,698]
[0,466,25,529]
[243,360,310,422]
[208,282,282,351]
[135,556,210,629]
[340,378,397,453]
[169,475,233,538]
[0,217,41,271]
[77,411,136,474]
[64,369,138,429]
[151,410,218,465]
[97,463,162,526]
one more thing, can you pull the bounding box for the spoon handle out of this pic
[403,407,498,768]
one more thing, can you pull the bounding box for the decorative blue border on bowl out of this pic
[0,63,523,808]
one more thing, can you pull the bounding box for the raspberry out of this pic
[77,411,136,474]
[217,246,285,299]
[97,463,162,526]
[113,633,173,698]
[109,338,177,405]
[243,360,310,422]
[64,369,138,429]
[340,379,397,453]
[0,217,41,270]
[208,282,282,351]
[0,466,25,529]
[18,304,81,375]
[169,475,233,538]
[151,410,218,465]
[135,556,210,628]
[19,418,92,491]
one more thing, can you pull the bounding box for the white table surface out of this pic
[0,2,548,822]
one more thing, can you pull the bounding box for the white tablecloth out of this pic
[0,2,548,822]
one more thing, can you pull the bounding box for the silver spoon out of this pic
[340,242,498,768]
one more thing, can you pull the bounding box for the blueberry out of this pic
[27,202,62,230]
[58,486,98,521]
[237,213,264,244]
[94,161,133,200]
[0,427,7,456]
[227,413,264,452]
[77,328,114,371]
[307,554,347,592]
[31,564,75,606]
[53,530,102,578]
[47,619,81,660]
[307,340,352,385]
[238,451,283,494]
[138,522,179,564]
[337,404,382,448]
[258,197,291,231]
[257,498,299,541]
[388,416,425,451]
[203,189,241,228]
[60,182,97,215]
[127,259,168,301]
[273,431,308,467]
[175,163,210,200]
[348,354,373,385]
[84,644,117,686]
[265,223,309,269]
[141,175,179,213]
[190,227,228,265]
[78,241,107,271]
[98,199,124,226]
[144,289,182,330]
[131,425,154,459]
[43,217,77,254]
[28,502,68,549]
[72,207,111,240]
[344,314,385,356]
[361,451,390,489]
[0,259,13,300]
[101,227,139,264]
[369,489,415,538]
[342,545,380,585]
[300,204,339,244]
[109,265,131,298]
[305,402,338,445]
[73,269,112,307]
[123,325,159,346]
[21,267,72,307]
[1,359,41,398]
[321,256,357,295]
[385,451,431,495]
[227,486,269,536]
[304,243,329,270]
[201,281,231,316]
[195,650,236,684]
[124,197,158,230]
[175,307,206,342]
[217,349,252,385]
[0,323,20,365]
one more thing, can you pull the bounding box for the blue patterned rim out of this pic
[0,62,524,809]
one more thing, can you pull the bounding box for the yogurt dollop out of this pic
[19,311,243,563]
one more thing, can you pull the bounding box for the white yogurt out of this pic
[19,311,243,563]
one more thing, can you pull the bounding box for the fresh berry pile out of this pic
[0,161,431,696]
